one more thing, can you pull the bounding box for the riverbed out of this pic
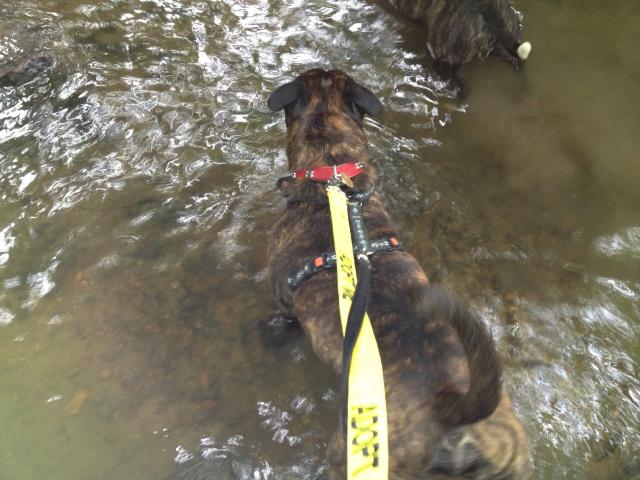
[1,0,639,478]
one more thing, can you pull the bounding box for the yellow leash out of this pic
[327,185,389,480]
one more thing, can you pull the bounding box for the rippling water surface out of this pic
[1,0,639,479]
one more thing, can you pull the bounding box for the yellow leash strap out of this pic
[326,185,389,480]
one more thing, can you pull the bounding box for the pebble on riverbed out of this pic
[502,290,520,322]
[64,388,89,415]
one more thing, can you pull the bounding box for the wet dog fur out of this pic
[267,69,531,479]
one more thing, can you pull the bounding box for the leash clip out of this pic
[327,165,355,188]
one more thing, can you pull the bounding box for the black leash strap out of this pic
[340,197,373,434]
[340,252,372,434]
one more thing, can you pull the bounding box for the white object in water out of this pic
[0,308,15,326]
[517,41,532,60]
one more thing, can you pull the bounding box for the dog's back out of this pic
[267,69,531,478]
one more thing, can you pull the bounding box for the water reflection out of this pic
[595,227,640,261]
[0,0,639,479]
[0,306,15,325]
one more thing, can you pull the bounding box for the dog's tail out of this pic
[481,3,531,61]
[421,287,503,427]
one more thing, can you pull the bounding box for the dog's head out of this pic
[268,69,382,170]
[428,0,531,67]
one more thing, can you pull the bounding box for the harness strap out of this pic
[287,236,402,290]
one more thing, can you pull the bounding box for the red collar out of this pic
[292,162,365,182]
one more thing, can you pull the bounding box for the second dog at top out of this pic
[381,0,532,67]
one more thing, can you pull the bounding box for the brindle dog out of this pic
[379,0,531,67]
[268,69,531,479]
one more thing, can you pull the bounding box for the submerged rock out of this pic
[0,52,54,86]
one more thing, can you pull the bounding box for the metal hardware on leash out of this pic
[329,164,356,189]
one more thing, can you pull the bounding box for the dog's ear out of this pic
[350,82,383,117]
[268,81,300,112]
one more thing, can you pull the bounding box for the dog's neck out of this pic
[284,112,371,171]
[280,114,377,206]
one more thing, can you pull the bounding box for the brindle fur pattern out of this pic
[383,0,524,66]
[268,69,531,478]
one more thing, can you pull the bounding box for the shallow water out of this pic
[1,0,639,479]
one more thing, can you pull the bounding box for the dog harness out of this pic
[282,162,395,480]
[285,164,404,290]
[288,236,402,289]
